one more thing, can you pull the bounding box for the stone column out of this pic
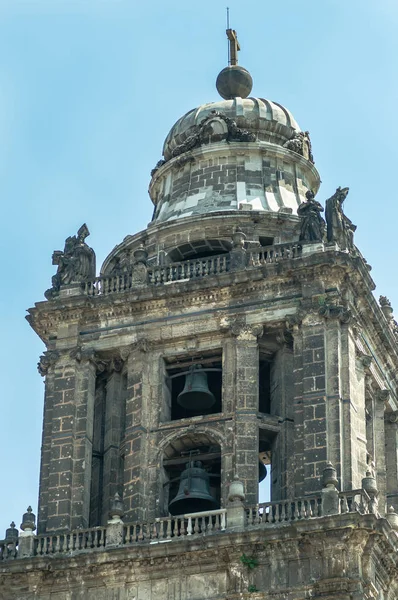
[385,411,398,511]
[231,321,262,506]
[45,348,97,531]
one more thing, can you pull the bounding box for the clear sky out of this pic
[1,0,398,535]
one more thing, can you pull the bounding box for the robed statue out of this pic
[45,224,96,299]
[297,190,325,242]
[325,187,356,251]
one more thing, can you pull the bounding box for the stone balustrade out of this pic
[246,495,322,526]
[0,488,385,561]
[124,509,226,544]
[247,242,302,266]
[0,540,17,561]
[338,489,374,515]
[80,242,302,297]
[34,526,107,556]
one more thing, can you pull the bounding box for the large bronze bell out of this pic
[168,461,219,515]
[177,365,216,410]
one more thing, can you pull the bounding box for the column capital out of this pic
[376,389,390,404]
[219,315,262,340]
[37,350,60,376]
[120,338,153,360]
[69,346,107,372]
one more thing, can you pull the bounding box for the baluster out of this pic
[341,495,348,513]
[162,518,169,540]
[193,517,200,534]
[221,510,226,531]
[132,526,137,542]
[186,516,193,535]
[297,501,303,520]
[152,521,158,540]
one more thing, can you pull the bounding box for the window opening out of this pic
[165,353,222,421]
[259,236,274,247]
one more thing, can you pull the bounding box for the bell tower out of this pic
[2,28,398,600]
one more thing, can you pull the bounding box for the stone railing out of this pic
[247,242,302,266]
[80,242,302,297]
[0,539,17,561]
[123,509,226,544]
[246,495,322,526]
[148,255,231,285]
[34,526,107,556]
[339,489,374,515]
[0,487,385,561]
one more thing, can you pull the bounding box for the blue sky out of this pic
[1,0,398,534]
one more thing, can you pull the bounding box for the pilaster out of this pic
[123,340,148,522]
[44,348,97,531]
[37,350,59,533]
[231,321,262,505]
[374,389,388,514]
[270,334,294,500]
[385,411,398,510]
[101,359,125,525]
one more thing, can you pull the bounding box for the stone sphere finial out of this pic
[216,65,253,100]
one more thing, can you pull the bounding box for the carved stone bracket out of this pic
[318,301,351,324]
[355,347,373,369]
[37,350,60,376]
[386,411,398,424]
[376,389,390,404]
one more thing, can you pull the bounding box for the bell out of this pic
[177,365,216,410]
[259,446,270,483]
[169,461,219,515]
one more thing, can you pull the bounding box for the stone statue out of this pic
[325,187,356,251]
[297,190,325,242]
[45,224,96,299]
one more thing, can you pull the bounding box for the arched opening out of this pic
[160,432,222,516]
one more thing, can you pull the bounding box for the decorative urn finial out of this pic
[20,506,36,532]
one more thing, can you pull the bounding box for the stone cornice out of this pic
[27,251,398,378]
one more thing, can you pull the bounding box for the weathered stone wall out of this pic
[1,516,397,600]
[152,147,315,223]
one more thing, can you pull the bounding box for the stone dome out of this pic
[163,97,301,161]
